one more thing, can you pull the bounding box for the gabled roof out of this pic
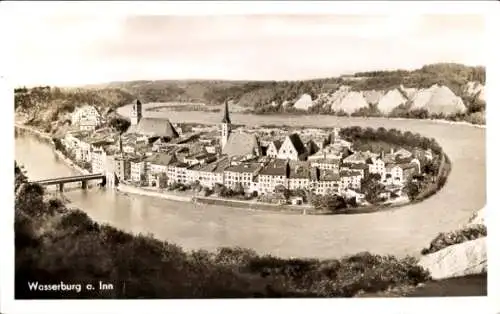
[340,170,363,177]
[128,117,179,138]
[343,151,366,163]
[310,158,340,165]
[319,169,340,181]
[350,163,368,170]
[270,140,283,151]
[394,148,412,157]
[145,153,177,166]
[385,164,402,171]
[222,132,261,157]
[306,140,320,155]
[399,163,418,170]
[225,162,262,174]
[285,133,307,156]
[260,159,288,176]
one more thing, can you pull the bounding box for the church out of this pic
[219,100,262,158]
[126,99,180,141]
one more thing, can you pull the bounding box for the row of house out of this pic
[124,151,365,198]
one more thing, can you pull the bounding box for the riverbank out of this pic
[116,183,313,214]
[117,103,486,129]
[115,183,417,216]
[246,112,487,129]
[15,123,52,141]
[117,184,193,202]
[15,123,89,176]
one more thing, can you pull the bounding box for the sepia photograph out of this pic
[2,1,497,313]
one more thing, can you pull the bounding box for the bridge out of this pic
[30,173,107,192]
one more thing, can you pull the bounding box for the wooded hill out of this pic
[85,63,485,108]
[15,63,486,130]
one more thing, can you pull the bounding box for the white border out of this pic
[1,1,498,314]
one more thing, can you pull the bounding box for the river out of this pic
[14,109,486,259]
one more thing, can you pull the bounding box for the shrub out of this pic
[421,224,487,255]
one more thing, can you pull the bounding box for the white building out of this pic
[224,163,262,193]
[368,157,386,177]
[384,164,403,185]
[190,158,230,189]
[167,162,190,185]
[266,140,282,158]
[130,158,147,184]
[71,105,102,128]
[340,170,363,190]
[257,160,288,195]
[310,158,340,172]
[277,133,307,161]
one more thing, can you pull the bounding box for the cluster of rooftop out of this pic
[60,100,432,204]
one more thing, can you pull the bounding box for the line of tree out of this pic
[339,126,443,156]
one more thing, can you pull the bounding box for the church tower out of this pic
[220,100,231,149]
[131,99,143,126]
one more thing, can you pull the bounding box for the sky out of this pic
[7,10,486,87]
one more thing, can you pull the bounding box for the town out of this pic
[56,100,433,208]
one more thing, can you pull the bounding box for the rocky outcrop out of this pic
[293,94,314,110]
[362,90,384,105]
[399,85,418,100]
[326,85,352,109]
[418,237,486,280]
[466,207,485,226]
[331,91,369,114]
[463,81,485,102]
[410,84,467,115]
[377,89,408,114]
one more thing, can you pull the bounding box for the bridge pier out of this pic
[81,180,88,189]
[58,183,64,192]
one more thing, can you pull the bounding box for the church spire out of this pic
[119,134,123,154]
[220,99,231,150]
[221,100,231,124]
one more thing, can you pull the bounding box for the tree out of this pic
[234,182,244,195]
[15,162,28,192]
[405,181,421,201]
[109,117,131,134]
[158,173,168,189]
[312,195,347,212]
[202,187,213,197]
[274,184,291,199]
[140,173,148,187]
[213,183,224,195]
[361,173,385,205]
[346,197,357,208]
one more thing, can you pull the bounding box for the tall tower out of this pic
[131,99,143,126]
[220,100,231,149]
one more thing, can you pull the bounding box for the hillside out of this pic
[14,86,136,132]
[15,63,486,127]
[83,63,484,107]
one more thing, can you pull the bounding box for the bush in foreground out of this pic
[421,224,487,255]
